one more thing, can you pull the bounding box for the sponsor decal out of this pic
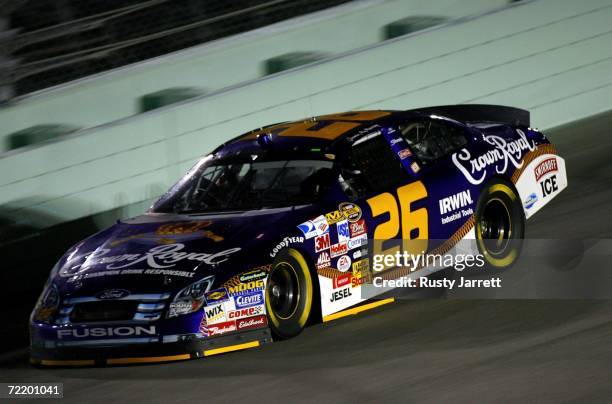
[168,301,194,317]
[205,303,226,324]
[439,190,473,215]
[316,252,331,269]
[524,193,538,209]
[96,289,129,300]
[439,190,474,225]
[534,157,558,181]
[239,269,267,283]
[156,221,223,242]
[205,288,229,304]
[63,243,241,276]
[312,215,330,235]
[441,208,473,225]
[338,202,362,223]
[353,249,362,259]
[347,234,368,250]
[410,161,420,173]
[228,306,264,320]
[398,148,412,159]
[234,291,264,309]
[229,279,265,295]
[330,242,348,258]
[349,219,366,237]
[337,220,350,243]
[57,326,156,339]
[352,258,370,275]
[325,210,344,225]
[337,255,352,272]
[297,221,317,239]
[452,129,536,185]
[237,315,268,331]
[390,138,403,146]
[270,236,304,258]
[330,286,352,302]
[208,320,237,336]
[109,221,222,247]
[540,174,558,198]
[332,273,352,289]
[315,233,331,253]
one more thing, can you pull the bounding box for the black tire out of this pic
[475,178,525,269]
[265,248,314,339]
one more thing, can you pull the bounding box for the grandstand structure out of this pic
[1,0,611,252]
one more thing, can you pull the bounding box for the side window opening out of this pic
[398,120,467,164]
[342,133,408,198]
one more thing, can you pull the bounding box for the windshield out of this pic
[152,158,335,213]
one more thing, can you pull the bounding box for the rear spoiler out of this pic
[409,104,530,127]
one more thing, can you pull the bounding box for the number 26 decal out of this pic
[366,181,428,271]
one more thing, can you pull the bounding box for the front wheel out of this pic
[266,248,314,339]
[475,179,525,269]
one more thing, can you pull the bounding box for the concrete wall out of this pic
[0,0,505,151]
[2,0,612,231]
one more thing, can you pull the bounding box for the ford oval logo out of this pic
[96,289,130,300]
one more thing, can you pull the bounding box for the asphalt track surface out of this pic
[1,110,611,403]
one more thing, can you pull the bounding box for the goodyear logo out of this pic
[325,210,344,225]
[229,280,264,295]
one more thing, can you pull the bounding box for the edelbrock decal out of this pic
[452,129,535,185]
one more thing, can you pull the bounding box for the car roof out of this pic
[216,110,402,156]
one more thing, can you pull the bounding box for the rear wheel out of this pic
[475,179,525,269]
[266,248,314,339]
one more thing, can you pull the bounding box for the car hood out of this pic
[52,206,317,295]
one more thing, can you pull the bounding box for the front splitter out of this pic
[30,328,273,367]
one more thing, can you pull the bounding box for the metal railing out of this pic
[0,0,351,101]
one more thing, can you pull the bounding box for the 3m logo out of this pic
[534,157,558,181]
[315,233,331,252]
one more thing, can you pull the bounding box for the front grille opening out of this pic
[70,301,138,323]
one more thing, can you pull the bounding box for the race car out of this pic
[30,105,567,366]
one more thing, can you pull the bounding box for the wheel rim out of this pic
[479,197,512,256]
[268,263,299,320]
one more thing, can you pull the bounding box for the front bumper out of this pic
[30,326,272,366]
